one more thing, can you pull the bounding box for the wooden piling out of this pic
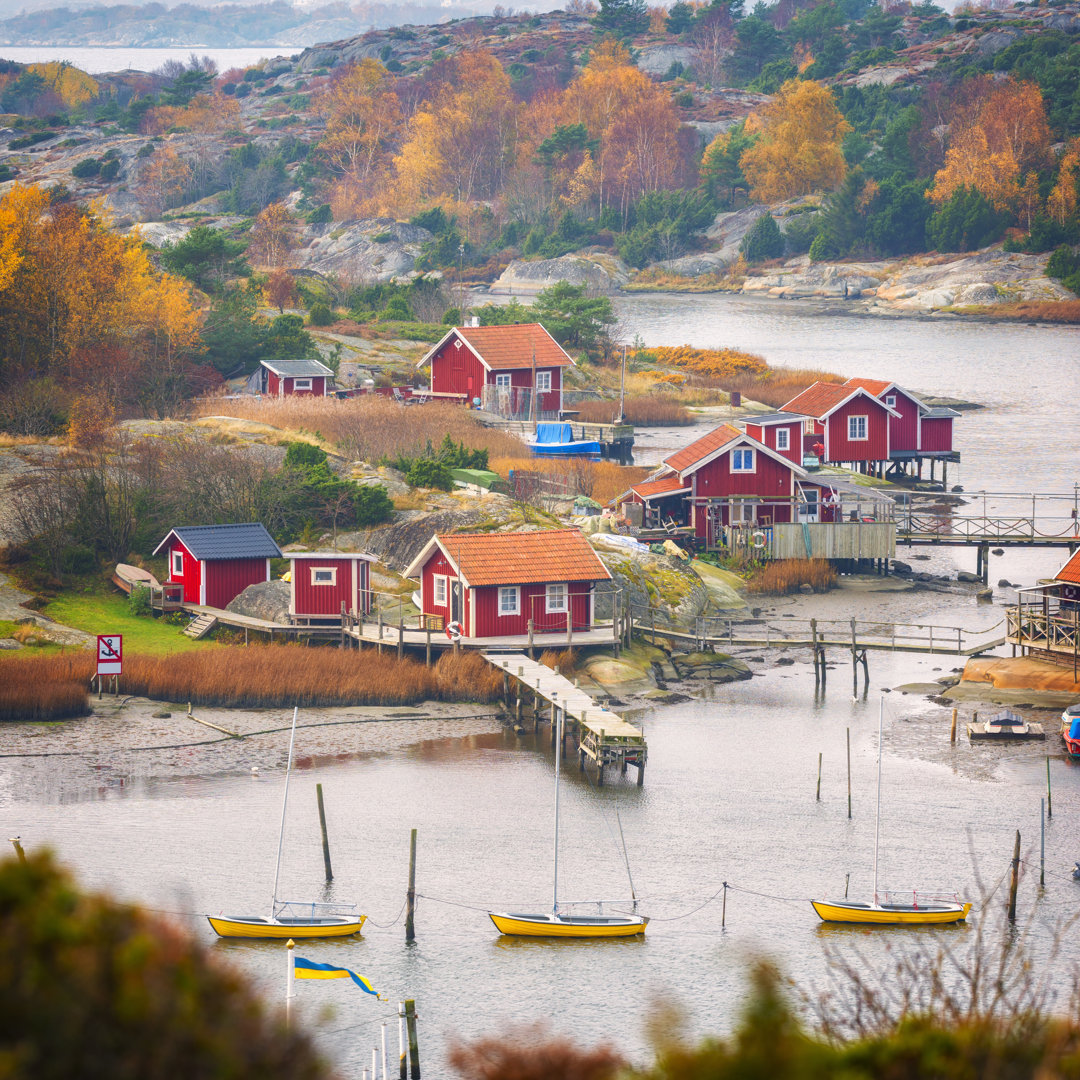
[399,1004,407,1080]
[721,882,727,928]
[846,727,852,819]
[1047,756,1052,818]
[405,828,417,943]
[851,619,858,696]
[1008,829,1020,922]
[397,615,404,659]
[9,837,25,864]
[527,618,534,660]
[377,609,383,655]
[315,783,333,882]
[1040,797,1045,888]
[816,752,822,801]
[404,999,420,1079]
[425,625,431,667]
[811,619,819,684]
[950,707,958,743]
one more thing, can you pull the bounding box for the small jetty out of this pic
[483,652,647,785]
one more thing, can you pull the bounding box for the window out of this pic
[535,370,551,393]
[733,502,757,523]
[495,373,511,388]
[884,394,896,409]
[171,550,183,577]
[546,583,567,613]
[293,378,312,391]
[311,566,337,586]
[848,415,868,440]
[498,586,520,616]
[804,418,816,434]
[731,447,755,472]
[776,428,790,451]
[433,575,447,606]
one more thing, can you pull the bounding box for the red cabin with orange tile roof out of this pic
[782,382,897,470]
[419,323,575,417]
[403,529,610,639]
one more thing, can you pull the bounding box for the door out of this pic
[798,485,819,523]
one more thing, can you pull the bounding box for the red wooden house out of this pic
[403,529,610,640]
[289,552,375,625]
[419,322,575,417]
[781,382,898,473]
[153,523,282,608]
[741,412,807,467]
[256,358,334,397]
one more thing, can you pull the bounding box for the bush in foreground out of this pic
[0,653,92,722]
[747,558,837,595]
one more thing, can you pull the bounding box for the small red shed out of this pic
[289,552,375,625]
[153,523,282,608]
[419,322,575,417]
[741,411,806,467]
[782,382,898,472]
[258,358,334,397]
[403,529,610,640]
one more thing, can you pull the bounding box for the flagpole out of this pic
[373,1048,378,1080]
[382,1022,388,1080]
[286,938,295,1028]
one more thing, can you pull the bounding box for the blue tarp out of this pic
[534,422,573,445]
[1070,718,1080,740]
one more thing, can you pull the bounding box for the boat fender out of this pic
[751,530,767,549]
[445,620,463,640]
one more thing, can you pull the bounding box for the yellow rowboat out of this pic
[208,913,366,939]
[810,899,971,926]
[489,911,647,938]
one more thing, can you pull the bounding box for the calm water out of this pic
[0,46,298,74]
[4,298,1080,1076]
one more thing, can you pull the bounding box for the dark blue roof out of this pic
[154,523,282,560]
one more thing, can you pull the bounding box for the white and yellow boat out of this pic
[209,708,366,940]
[812,698,971,928]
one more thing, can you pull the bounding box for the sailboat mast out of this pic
[552,693,562,916]
[873,697,883,906]
[271,706,300,917]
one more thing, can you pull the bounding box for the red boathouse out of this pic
[153,523,282,608]
[403,529,610,640]
[782,382,898,473]
[419,322,575,418]
[289,552,375,625]
[257,358,334,397]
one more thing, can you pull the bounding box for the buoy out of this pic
[445,620,463,641]
[251,766,259,775]
[751,530,767,549]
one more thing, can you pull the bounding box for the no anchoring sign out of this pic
[97,635,122,676]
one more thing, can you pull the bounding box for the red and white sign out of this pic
[96,634,122,676]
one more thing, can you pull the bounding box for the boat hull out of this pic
[811,900,971,925]
[489,911,647,938]
[207,915,366,939]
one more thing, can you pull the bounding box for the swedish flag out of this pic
[293,957,383,998]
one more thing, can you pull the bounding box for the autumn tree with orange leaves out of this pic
[740,79,851,202]
[929,77,1051,213]
[249,201,296,267]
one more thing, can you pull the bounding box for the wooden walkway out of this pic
[483,652,647,785]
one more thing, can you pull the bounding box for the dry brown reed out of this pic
[973,300,1080,324]
[717,368,846,409]
[0,653,93,722]
[539,649,576,676]
[194,395,526,463]
[488,457,650,504]
[574,397,693,425]
[746,558,838,595]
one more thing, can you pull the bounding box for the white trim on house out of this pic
[494,372,511,388]
[265,558,270,582]
[433,574,447,607]
[665,431,808,480]
[403,537,465,583]
[172,549,183,577]
[847,414,869,441]
[731,447,756,473]
[535,370,552,393]
[199,561,207,606]
[293,377,313,391]
[351,559,358,616]
[498,585,520,616]
[546,582,567,613]
[775,427,790,451]
[788,386,901,422]
[311,566,337,586]
[417,326,578,374]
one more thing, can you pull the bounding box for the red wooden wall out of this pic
[744,422,802,466]
[919,417,954,453]
[293,558,370,618]
[429,335,486,400]
[165,538,201,604]
[886,391,919,453]
[487,366,562,413]
[205,558,269,609]
[824,397,890,463]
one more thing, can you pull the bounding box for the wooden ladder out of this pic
[183,613,218,640]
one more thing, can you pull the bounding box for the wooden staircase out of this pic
[183,613,218,640]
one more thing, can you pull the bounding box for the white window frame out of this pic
[848,414,868,441]
[498,586,520,616]
[495,373,512,389]
[171,549,183,577]
[293,377,313,391]
[310,566,337,586]
[804,418,816,434]
[433,574,447,607]
[775,428,790,451]
[546,583,567,613]
[535,370,552,393]
[733,502,757,523]
[884,394,896,409]
[731,447,755,473]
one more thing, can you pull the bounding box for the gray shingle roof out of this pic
[260,358,334,378]
[741,411,805,425]
[155,523,282,560]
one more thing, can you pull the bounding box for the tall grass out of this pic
[974,300,1080,324]
[574,397,693,425]
[0,653,93,721]
[488,457,650,504]
[712,367,846,409]
[746,558,837,595]
[195,395,526,463]
[1,647,505,712]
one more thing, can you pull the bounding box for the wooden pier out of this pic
[474,412,635,463]
[483,652,647,785]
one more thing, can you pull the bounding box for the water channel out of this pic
[2,295,1079,1076]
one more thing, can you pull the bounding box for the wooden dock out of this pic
[483,652,647,785]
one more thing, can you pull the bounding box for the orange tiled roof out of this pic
[439,529,610,586]
[663,423,742,474]
[782,381,863,418]
[457,323,574,371]
[631,474,689,500]
[1056,549,1080,585]
[845,377,892,397]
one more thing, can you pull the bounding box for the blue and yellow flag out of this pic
[293,957,384,999]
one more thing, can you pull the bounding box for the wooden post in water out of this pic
[850,619,859,696]
[398,1004,407,1080]
[816,752,822,800]
[528,618,534,660]
[405,829,417,943]
[425,625,431,667]
[846,727,852,819]
[1047,756,1052,818]
[950,708,958,743]
[377,609,383,655]
[404,999,420,1079]
[1008,829,1021,921]
[721,882,727,928]
[9,837,26,864]
[1041,797,1046,888]
[811,619,820,684]
[315,783,333,882]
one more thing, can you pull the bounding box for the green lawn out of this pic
[43,587,222,657]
